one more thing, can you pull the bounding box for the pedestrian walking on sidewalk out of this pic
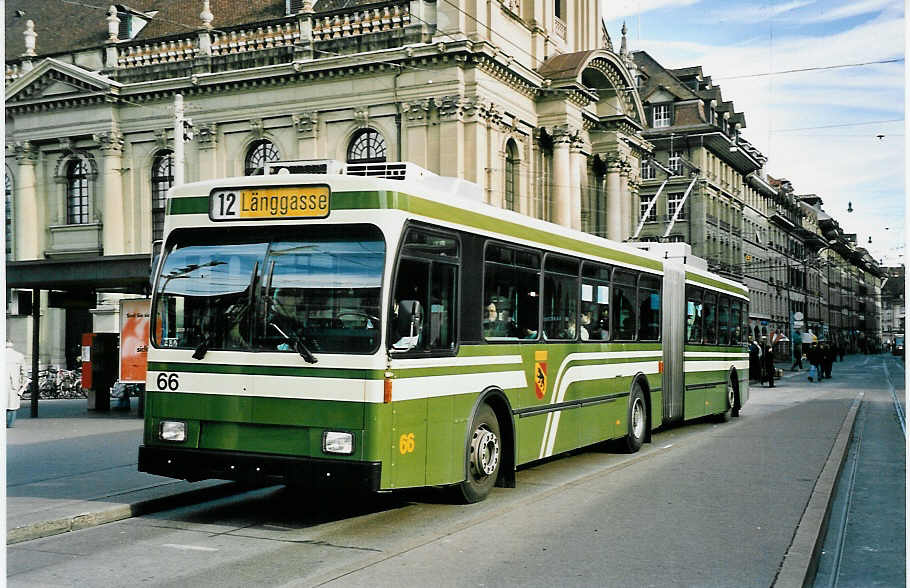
[807,343,822,382]
[822,343,834,379]
[762,340,775,387]
[749,336,762,382]
[6,341,25,427]
[791,339,804,371]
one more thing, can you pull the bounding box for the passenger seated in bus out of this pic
[579,311,593,340]
[483,303,517,338]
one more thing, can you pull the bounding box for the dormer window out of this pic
[652,104,671,128]
[115,5,153,40]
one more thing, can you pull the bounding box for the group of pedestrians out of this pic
[803,342,838,382]
[748,336,777,387]
[749,336,843,387]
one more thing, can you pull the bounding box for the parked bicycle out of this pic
[21,366,86,400]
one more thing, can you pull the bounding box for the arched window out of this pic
[245,139,280,175]
[347,128,387,164]
[504,140,518,211]
[152,151,174,243]
[5,172,13,260]
[66,158,89,225]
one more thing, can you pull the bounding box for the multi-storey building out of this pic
[628,51,765,280]
[742,171,776,341]
[5,1,652,367]
[880,266,905,348]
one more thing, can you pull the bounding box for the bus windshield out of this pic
[153,224,385,354]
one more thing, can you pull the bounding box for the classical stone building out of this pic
[5,1,652,367]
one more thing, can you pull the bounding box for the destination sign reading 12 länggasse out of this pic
[209,186,330,220]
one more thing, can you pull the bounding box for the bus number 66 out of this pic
[156,373,180,391]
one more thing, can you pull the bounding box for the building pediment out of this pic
[6,58,120,107]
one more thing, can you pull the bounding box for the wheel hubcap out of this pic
[470,426,499,477]
[728,382,735,409]
[631,397,645,439]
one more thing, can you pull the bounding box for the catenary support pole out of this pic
[174,94,184,187]
[30,288,40,418]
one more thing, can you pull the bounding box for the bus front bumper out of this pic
[139,445,381,491]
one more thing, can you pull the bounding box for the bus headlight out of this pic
[159,420,187,442]
[323,431,354,455]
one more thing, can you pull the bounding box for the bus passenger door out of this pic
[389,235,460,487]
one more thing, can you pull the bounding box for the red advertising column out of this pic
[120,299,151,383]
[81,332,93,391]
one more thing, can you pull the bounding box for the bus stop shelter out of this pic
[6,254,152,417]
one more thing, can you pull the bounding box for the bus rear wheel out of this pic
[717,374,739,423]
[454,403,501,503]
[622,384,646,453]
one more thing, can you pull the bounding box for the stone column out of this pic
[620,158,632,241]
[463,99,487,189]
[403,99,432,168]
[196,123,218,180]
[97,131,125,255]
[14,141,40,260]
[605,156,623,242]
[291,113,317,160]
[437,95,466,180]
[552,126,573,229]
[570,141,587,232]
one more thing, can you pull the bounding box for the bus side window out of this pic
[686,287,703,343]
[582,262,612,341]
[543,255,579,341]
[717,296,731,345]
[483,244,540,341]
[638,274,661,341]
[611,270,637,341]
[391,258,429,351]
[731,299,743,345]
[429,263,457,349]
[702,292,717,345]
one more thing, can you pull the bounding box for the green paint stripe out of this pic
[168,191,662,270]
[147,361,383,379]
[168,197,208,215]
[684,346,747,352]
[685,272,748,297]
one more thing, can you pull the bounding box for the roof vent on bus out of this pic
[259,159,483,202]
[263,160,346,175]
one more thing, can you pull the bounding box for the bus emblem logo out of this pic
[534,362,547,399]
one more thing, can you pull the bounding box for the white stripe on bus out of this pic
[684,351,749,358]
[388,371,527,402]
[683,360,749,372]
[389,355,523,369]
[149,370,528,403]
[540,359,661,459]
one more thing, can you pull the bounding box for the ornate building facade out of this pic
[5,1,652,366]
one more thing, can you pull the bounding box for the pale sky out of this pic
[603,0,905,266]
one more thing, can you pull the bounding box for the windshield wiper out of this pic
[270,323,318,364]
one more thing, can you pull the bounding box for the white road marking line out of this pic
[161,544,219,552]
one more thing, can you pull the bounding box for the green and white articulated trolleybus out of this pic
[139,159,750,502]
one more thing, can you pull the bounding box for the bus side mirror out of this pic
[392,300,423,351]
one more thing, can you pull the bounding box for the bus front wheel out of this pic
[455,404,501,503]
[622,384,646,453]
